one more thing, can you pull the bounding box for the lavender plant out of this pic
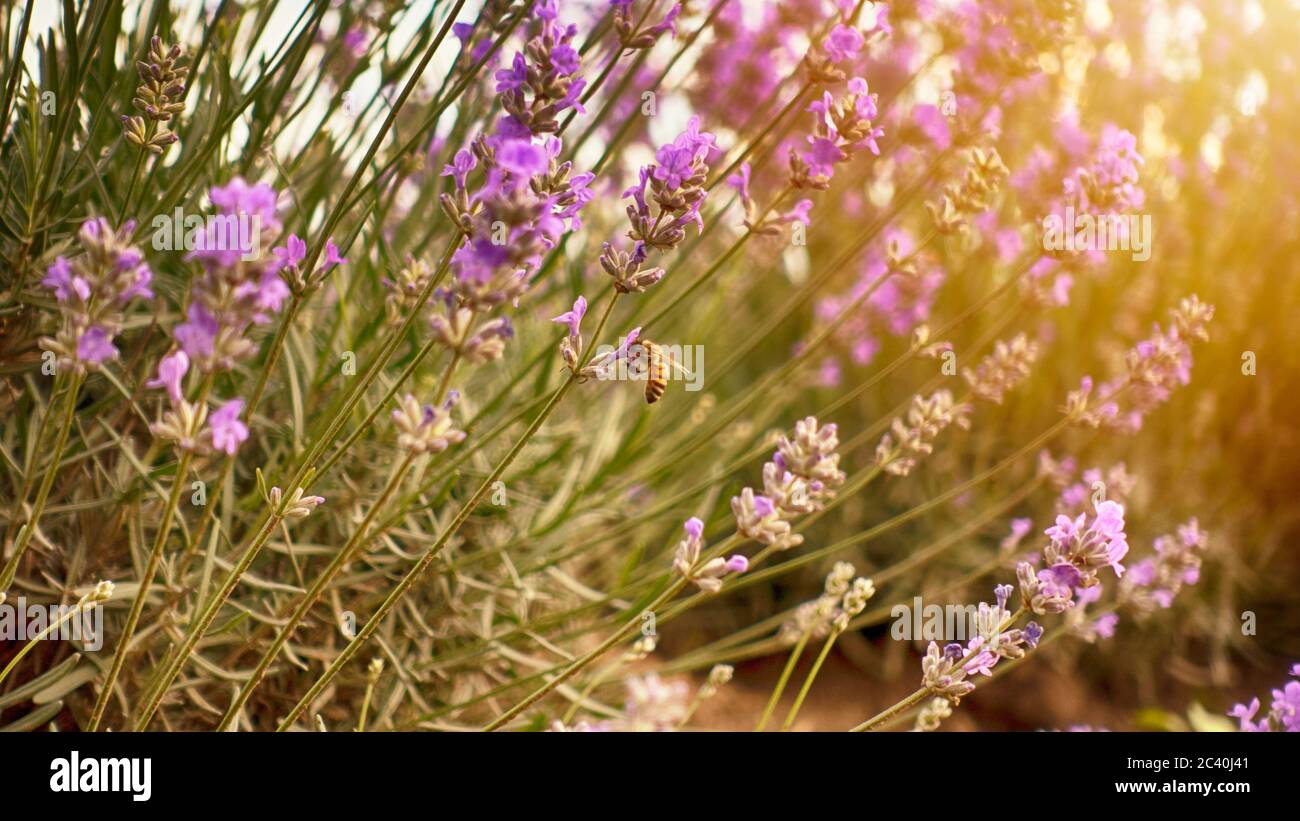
[0,0,1296,735]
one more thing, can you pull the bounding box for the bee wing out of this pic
[659,353,694,378]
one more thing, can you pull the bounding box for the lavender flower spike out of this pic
[268,486,326,520]
[672,517,749,594]
[552,295,586,340]
[553,295,587,370]
[40,218,154,374]
[393,393,467,455]
[1228,663,1300,732]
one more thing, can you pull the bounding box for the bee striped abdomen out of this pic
[644,343,668,404]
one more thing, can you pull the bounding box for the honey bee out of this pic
[633,340,693,404]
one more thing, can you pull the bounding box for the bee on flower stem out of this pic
[632,339,693,404]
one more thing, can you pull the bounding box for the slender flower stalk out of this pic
[355,658,385,733]
[781,576,873,730]
[489,410,846,729]
[0,372,82,594]
[754,630,810,733]
[481,573,696,732]
[133,470,322,729]
[86,375,213,732]
[852,603,1033,733]
[216,451,412,731]
[277,294,625,731]
[118,36,188,221]
[137,235,458,725]
[0,581,114,687]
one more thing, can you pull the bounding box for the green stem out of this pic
[484,578,689,732]
[278,295,624,731]
[144,248,458,728]
[308,237,459,481]
[560,660,617,725]
[117,146,147,225]
[850,688,929,733]
[433,351,461,405]
[133,503,284,729]
[241,292,304,432]
[1,371,83,594]
[781,629,838,731]
[850,607,1027,732]
[216,452,416,731]
[0,589,103,687]
[279,376,579,731]
[356,670,379,732]
[177,238,457,690]
[482,530,744,731]
[299,0,469,280]
[755,630,809,732]
[86,377,213,731]
[223,0,470,498]
[86,454,193,731]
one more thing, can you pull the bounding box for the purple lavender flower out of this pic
[440,131,591,312]
[441,149,477,191]
[1024,622,1044,647]
[1228,663,1300,732]
[575,325,643,381]
[1066,297,1214,432]
[789,77,884,189]
[43,258,90,302]
[170,178,305,373]
[206,177,280,232]
[731,418,845,551]
[495,53,528,93]
[782,199,814,226]
[727,162,753,210]
[323,239,346,270]
[684,516,703,541]
[174,302,219,361]
[673,516,750,594]
[551,43,579,76]
[75,327,117,365]
[392,392,467,455]
[493,2,586,136]
[274,234,307,270]
[922,582,1041,698]
[1229,699,1266,732]
[494,139,550,179]
[652,144,695,191]
[452,20,496,68]
[147,179,314,460]
[911,103,953,150]
[622,117,715,254]
[343,27,369,58]
[1042,499,1129,581]
[552,296,586,340]
[1001,517,1033,553]
[1093,613,1119,639]
[822,24,865,64]
[1119,518,1209,616]
[146,351,190,404]
[38,217,153,374]
[648,4,681,38]
[208,399,249,456]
